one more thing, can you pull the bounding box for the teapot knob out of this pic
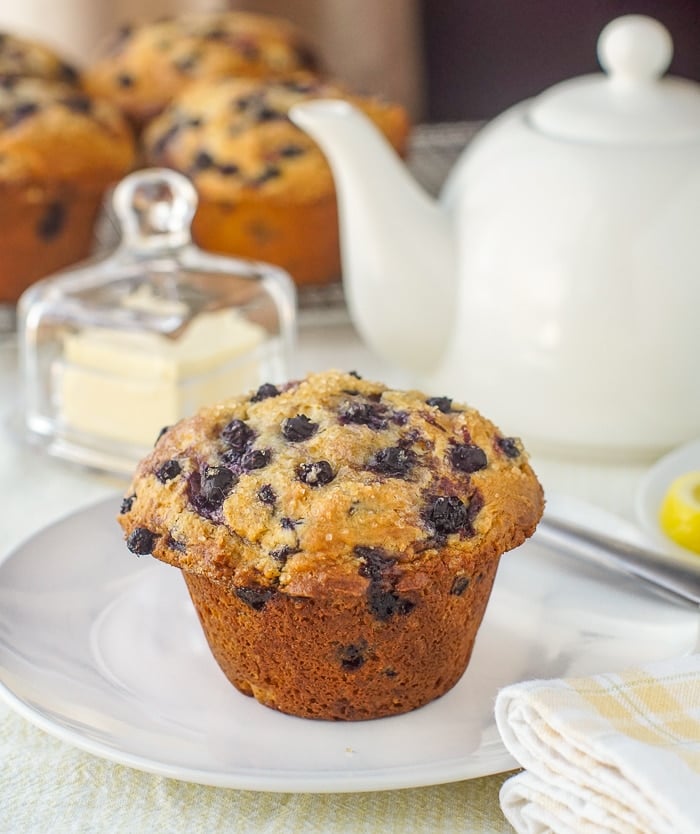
[597,15,673,83]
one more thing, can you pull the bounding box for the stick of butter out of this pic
[57,307,266,448]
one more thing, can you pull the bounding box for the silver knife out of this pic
[535,514,700,607]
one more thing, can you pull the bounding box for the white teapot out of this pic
[290,15,700,461]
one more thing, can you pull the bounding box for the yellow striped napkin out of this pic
[495,653,700,834]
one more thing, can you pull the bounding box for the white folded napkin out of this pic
[495,653,700,834]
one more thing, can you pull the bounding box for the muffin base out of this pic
[0,183,105,304]
[192,193,339,288]
[182,554,500,721]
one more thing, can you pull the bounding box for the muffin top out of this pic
[142,74,409,203]
[0,31,79,84]
[119,370,544,599]
[84,11,318,125]
[0,77,135,183]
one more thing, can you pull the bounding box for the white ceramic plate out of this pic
[0,495,698,793]
[635,438,700,563]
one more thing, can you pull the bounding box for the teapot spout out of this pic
[290,100,455,375]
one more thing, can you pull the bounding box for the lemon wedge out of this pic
[659,471,700,555]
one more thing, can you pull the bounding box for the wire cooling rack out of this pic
[408,120,482,196]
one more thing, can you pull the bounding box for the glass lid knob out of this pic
[111,168,198,251]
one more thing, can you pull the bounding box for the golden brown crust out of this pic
[190,193,340,288]
[0,78,135,303]
[84,12,318,126]
[143,75,408,203]
[0,78,135,184]
[0,31,80,84]
[0,182,105,303]
[118,370,544,719]
[141,74,409,285]
[183,550,499,720]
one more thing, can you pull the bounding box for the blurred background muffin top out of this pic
[0,78,134,183]
[84,11,318,127]
[141,72,409,287]
[142,73,408,202]
[0,31,80,85]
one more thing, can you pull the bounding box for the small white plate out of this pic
[0,495,697,793]
[635,438,700,562]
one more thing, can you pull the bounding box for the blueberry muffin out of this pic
[84,11,318,128]
[118,370,544,720]
[142,75,409,287]
[0,78,135,304]
[0,30,80,84]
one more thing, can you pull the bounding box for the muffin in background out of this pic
[0,30,80,85]
[0,78,135,304]
[84,11,318,128]
[118,370,544,720]
[142,74,409,287]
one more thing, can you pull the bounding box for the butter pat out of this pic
[58,308,266,447]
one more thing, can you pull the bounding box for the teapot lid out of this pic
[528,15,700,144]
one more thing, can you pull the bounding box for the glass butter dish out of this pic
[19,168,296,475]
